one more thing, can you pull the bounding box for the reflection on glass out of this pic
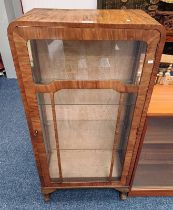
[133,117,173,188]
[28,40,146,84]
[37,90,136,182]
[28,40,140,182]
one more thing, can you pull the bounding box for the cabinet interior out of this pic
[28,39,146,182]
[133,117,173,188]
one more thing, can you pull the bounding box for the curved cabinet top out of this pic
[8,9,165,33]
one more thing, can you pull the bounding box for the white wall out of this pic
[0,0,97,78]
[12,0,24,17]
[22,0,97,13]
[0,1,16,78]
[0,0,23,78]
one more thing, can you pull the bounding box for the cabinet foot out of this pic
[120,192,128,200]
[43,193,51,202]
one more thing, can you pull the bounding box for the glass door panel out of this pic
[28,39,142,182]
[37,90,136,182]
[133,117,173,188]
[28,40,146,84]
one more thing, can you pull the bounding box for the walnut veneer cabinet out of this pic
[8,9,165,201]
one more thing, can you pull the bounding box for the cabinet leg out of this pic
[119,192,128,200]
[43,193,51,202]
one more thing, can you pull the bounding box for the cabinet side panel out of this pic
[126,29,165,185]
[11,31,51,186]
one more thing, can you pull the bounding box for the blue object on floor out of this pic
[0,77,173,210]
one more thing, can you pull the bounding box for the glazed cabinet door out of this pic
[132,117,173,189]
[11,23,162,186]
[27,39,146,183]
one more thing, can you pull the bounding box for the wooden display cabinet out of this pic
[130,85,173,196]
[8,9,165,201]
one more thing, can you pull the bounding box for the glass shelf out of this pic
[139,143,173,165]
[39,105,135,124]
[49,149,122,180]
[42,120,128,151]
[37,90,136,106]
[144,117,173,144]
[133,164,173,187]
[133,117,173,188]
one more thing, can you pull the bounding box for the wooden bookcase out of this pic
[130,85,173,196]
[8,9,165,201]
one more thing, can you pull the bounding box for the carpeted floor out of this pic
[0,77,173,210]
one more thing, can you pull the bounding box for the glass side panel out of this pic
[133,117,173,188]
[28,40,146,84]
[37,89,137,182]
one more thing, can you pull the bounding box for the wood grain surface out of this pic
[148,85,173,116]
[11,9,161,28]
[7,9,165,199]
